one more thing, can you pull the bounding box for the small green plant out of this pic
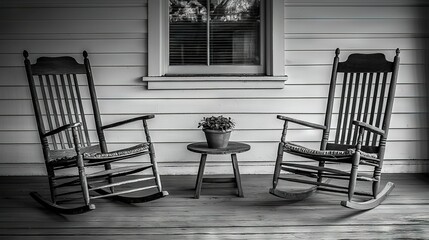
[198,115,235,131]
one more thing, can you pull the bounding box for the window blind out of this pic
[169,0,261,66]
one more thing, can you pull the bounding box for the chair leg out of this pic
[317,161,325,183]
[148,143,163,192]
[372,167,382,198]
[104,163,115,193]
[347,152,360,201]
[46,166,57,204]
[272,142,285,189]
[77,155,91,206]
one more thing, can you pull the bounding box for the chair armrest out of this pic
[43,122,82,137]
[101,115,155,130]
[277,115,326,130]
[352,120,385,136]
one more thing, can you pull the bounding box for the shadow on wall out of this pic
[419,6,429,174]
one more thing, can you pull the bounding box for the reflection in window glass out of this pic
[169,0,260,66]
[169,0,208,65]
[210,0,260,65]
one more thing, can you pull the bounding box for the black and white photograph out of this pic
[0,0,428,239]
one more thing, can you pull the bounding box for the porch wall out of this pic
[0,0,427,175]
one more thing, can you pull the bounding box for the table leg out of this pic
[194,154,207,199]
[231,154,244,197]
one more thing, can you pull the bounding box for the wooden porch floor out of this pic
[0,174,428,239]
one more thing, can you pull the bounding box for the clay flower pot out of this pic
[198,115,235,149]
[203,129,232,149]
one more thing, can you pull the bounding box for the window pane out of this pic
[169,0,208,65]
[169,0,261,67]
[210,0,260,65]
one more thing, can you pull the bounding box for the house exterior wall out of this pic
[0,0,427,175]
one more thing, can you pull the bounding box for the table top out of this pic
[187,142,251,155]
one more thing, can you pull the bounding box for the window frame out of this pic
[145,0,286,89]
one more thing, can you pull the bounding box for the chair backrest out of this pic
[23,51,106,152]
[323,49,400,153]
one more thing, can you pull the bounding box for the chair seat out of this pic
[50,143,150,168]
[284,142,379,165]
[84,143,150,161]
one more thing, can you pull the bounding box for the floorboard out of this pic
[0,174,428,239]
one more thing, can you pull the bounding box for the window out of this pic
[144,0,286,89]
[169,0,263,74]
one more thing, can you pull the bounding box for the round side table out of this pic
[187,141,250,199]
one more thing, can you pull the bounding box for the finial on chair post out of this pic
[83,50,88,59]
[23,50,29,59]
[335,48,340,57]
[395,48,400,56]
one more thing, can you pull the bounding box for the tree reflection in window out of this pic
[169,0,260,66]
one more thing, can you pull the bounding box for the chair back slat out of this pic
[59,75,74,133]
[66,74,88,147]
[362,72,375,126]
[53,75,73,148]
[334,73,348,143]
[373,73,388,145]
[346,72,361,145]
[352,72,368,144]
[326,49,400,152]
[46,74,66,149]
[23,51,103,153]
[39,75,58,149]
[73,74,91,146]
[339,73,354,144]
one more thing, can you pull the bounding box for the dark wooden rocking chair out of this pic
[270,48,400,210]
[23,50,168,214]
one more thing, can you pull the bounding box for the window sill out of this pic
[142,76,287,90]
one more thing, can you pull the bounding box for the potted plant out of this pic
[198,115,235,149]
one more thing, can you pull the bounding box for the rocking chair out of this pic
[23,50,168,214]
[270,48,400,210]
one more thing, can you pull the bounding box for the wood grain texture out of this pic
[0,174,427,239]
[0,83,427,100]
[187,142,251,155]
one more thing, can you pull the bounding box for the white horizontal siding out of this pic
[0,7,147,20]
[0,83,426,100]
[0,128,426,145]
[0,0,427,175]
[0,113,426,130]
[0,98,425,116]
[285,6,422,19]
[0,39,147,53]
